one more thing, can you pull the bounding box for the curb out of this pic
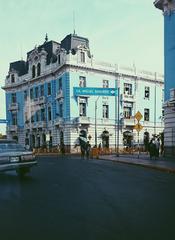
[99,157,175,174]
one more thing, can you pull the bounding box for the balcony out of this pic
[39,96,46,104]
[31,122,37,129]
[74,116,91,125]
[123,117,135,126]
[56,90,64,100]
[122,94,135,102]
[8,103,19,111]
[33,98,39,105]
[8,125,18,132]
[54,117,64,126]
[101,118,114,125]
[37,121,46,128]
[31,96,46,106]
[25,121,30,129]
[30,121,47,129]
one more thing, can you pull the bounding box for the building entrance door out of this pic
[102,130,109,148]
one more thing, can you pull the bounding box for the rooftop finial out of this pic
[45,33,48,42]
[73,11,76,35]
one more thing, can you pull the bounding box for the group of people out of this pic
[80,141,91,159]
[57,142,65,155]
[148,138,161,159]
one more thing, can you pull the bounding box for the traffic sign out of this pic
[134,111,143,121]
[73,87,118,96]
[134,123,143,132]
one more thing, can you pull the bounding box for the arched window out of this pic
[11,74,15,83]
[32,65,36,78]
[37,63,41,76]
[80,52,85,63]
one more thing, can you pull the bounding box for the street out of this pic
[0,155,175,240]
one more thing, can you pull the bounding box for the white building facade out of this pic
[3,34,164,152]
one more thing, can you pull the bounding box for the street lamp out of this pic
[95,96,100,147]
[116,87,120,157]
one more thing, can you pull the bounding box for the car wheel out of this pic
[16,167,30,177]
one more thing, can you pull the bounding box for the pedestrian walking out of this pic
[60,142,65,156]
[80,145,86,159]
[149,139,156,159]
[86,141,91,159]
[98,143,102,155]
[154,138,160,158]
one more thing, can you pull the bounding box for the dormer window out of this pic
[80,52,85,63]
[11,74,15,83]
[37,63,41,76]
[32,65,36,78]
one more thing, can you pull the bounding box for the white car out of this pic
[0,139,37,177]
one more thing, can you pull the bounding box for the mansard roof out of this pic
[61,33,91,57]
[9,60,28,76]
[154,0,163,10]
[8,33,91,77]
[27,40,60,65]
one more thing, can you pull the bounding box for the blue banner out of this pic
[73,87,118,96]
[0,119,8,124]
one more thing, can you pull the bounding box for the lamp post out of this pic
[154,72,157,136]
[116,87,120,157]
[95,96,100,147]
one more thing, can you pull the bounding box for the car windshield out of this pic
[0,143,25,153]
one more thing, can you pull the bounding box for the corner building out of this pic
[3,34,164,152]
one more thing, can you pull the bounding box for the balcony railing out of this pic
[25,121,30,129]
[54,117,64,126]
[8,125,18,132]
[74,116,91,125]
[39,96,46,104]
[123,117,135,126]
[30,121,47,129]
[56,90,64,100]
[8,103,19,111]
[35,121,46,128]
[30,96,46,105]
[122,94,135,102]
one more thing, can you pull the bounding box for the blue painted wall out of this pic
[5,72,71,129]
[164,12,175,100]
[6,91,24,128]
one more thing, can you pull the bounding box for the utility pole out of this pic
[95,96,100,147]
[115,79,117,153]
[154,72,157,136]
[116,87,120,157]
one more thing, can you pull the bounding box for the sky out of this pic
[0,0,163,134]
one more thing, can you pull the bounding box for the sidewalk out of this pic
[99,153,175,173]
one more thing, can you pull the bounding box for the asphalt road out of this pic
[0,155,175,240]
